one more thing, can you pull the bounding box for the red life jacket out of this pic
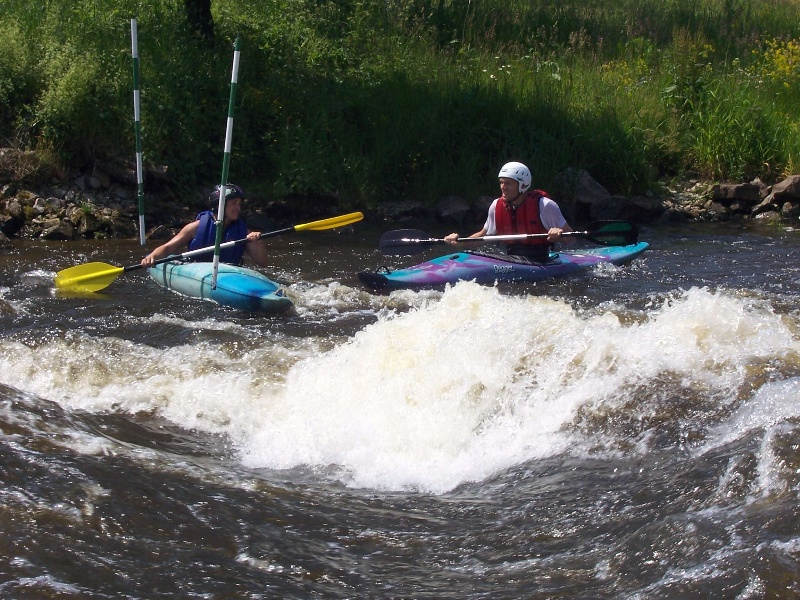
[494,190,549,247]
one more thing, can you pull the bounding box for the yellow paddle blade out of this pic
[54,262,125,293]
[294,212,364,232]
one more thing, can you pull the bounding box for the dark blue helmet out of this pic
[209,183,244,207]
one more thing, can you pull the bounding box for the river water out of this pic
[1,219,799,598]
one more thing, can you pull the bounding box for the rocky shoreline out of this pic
[1,150,799,249]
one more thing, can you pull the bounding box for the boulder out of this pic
[712,182,763,203]
[589,195,666,223]
[771,174,800,202]
[436,195,472,225]
[40,218,75,240]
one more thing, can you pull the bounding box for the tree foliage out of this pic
[2,0,800,204]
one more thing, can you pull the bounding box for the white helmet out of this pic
[498,161,532,193]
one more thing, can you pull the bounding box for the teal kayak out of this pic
[148,261,294,314]
[359,242,649,290]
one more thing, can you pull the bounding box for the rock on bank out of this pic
[2,157,800,248]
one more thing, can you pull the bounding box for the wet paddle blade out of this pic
[584,221,638,246]
[294,212,364,231]
[54,262,125,293]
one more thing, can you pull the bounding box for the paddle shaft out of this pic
[378,220,638,256]
[456,230,594,243]
[124,225,305,274]
[393,229,611,248]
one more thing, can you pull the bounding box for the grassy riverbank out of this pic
[2,0,800,207]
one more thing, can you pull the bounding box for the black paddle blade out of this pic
[378,229,443,255]
[584,221,638,246]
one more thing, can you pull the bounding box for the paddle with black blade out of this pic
[55,212,364,293]
[377,220,638,256]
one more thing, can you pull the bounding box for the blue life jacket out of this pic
[188,211,248,264]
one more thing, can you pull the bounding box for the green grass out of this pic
[1,0,800,208]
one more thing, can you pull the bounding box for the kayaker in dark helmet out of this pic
[141,183,269,267]
[444,161,573,261]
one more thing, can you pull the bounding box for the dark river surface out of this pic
[1,218,799,598]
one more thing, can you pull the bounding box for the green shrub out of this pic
[0,19,38,139]
[2,0,800,205]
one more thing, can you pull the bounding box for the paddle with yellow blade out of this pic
[54,212,364,293]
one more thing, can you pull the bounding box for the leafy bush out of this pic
[0,19,38,139]
[1,0,800,205]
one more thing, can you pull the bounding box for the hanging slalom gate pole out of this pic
[131,19,146,245]
[212,36,242,289]
[130,18,146,246]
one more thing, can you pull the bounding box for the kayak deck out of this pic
[148,261,294,314]
[359,242,649,290]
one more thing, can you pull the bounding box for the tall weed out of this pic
[2,0,800,205]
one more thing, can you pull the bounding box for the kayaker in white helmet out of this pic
[445,161,573,261]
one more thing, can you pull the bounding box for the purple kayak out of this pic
[358,242,649,290]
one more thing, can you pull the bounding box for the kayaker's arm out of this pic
[142,221,201,267]
[445,227,487,244]
[243,231,270,267]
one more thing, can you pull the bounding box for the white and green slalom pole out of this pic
[211,36,242,289]
[131,18,146,245]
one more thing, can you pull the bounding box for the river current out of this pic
[1,220,799,598]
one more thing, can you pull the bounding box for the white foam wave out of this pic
[1,283,797,492]
[239,284,800,491]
